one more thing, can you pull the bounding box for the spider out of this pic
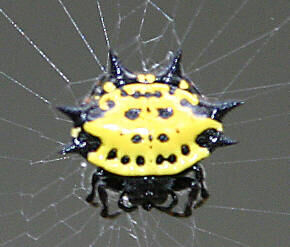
[58,50,243,217]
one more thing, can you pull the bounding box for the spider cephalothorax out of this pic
[58,50,243,217]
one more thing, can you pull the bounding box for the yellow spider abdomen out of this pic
[83,83,222,176]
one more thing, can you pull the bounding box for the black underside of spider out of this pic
[86,164,209,218]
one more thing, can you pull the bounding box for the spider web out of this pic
[0,0,289,246]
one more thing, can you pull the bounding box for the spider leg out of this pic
[86,169,121,218]
[192,164,209,209]
[169,180,200,217]
[86,171,99,207]
[118,192,138,212]
[154,190,178,212]
[98,184,121,218]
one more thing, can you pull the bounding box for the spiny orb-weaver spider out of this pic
[58,50,243,217]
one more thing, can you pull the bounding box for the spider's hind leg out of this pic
[154,190,178,213]
[161,164,209,217]
[171,180,200,217]
[157,177,199,217]
[192,164,209,209]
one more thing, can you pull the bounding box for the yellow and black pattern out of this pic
[84,83,222,176]
[58,50,242,176]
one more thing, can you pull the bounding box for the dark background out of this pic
[1,1,289,247]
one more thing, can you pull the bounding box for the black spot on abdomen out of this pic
[125,108,141,120]
[158,133,169,142]
[136,156,145,165]
[155,154,177,164]
[106,100,115,108]
[121,155,130,164]
[181,144,190,155]
[156,154,164,164]
[107,148,117,159]
[131,135,142,143]
[168,154,177,163]
[158,108,173,119]
[148,135,153,141]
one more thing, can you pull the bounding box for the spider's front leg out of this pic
[86,168,120,218]
[86,169,102,207]
[98,183,121,218]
